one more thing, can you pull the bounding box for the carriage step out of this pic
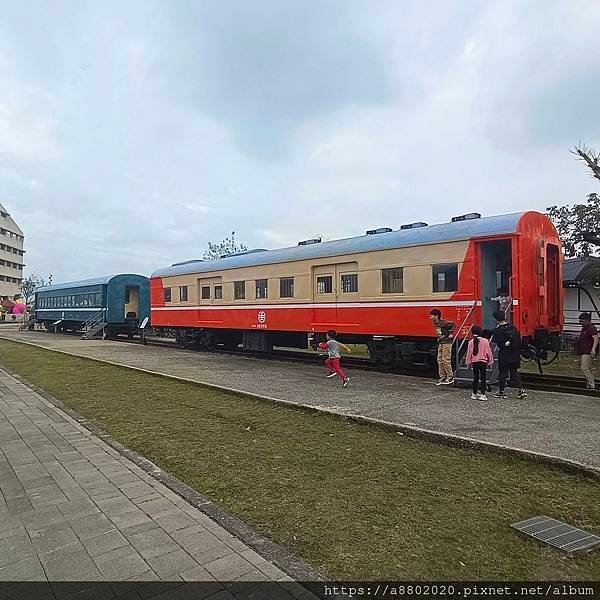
[82,323,105,339]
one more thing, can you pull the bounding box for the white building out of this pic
[0,202,25,298]
[563,257,600,334]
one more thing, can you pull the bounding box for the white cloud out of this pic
[0,1,599,281]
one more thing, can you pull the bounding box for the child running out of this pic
[318,330,351,387]
[465,325,494,401]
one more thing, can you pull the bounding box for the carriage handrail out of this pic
[453,301,478,363]
[82,308,106,330]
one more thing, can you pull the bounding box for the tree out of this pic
[21,273,50,305]
[547,144,600,285]
[547,193,600,258]
[203,231,247,261]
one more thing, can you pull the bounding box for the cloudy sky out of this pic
[2,1,600,282]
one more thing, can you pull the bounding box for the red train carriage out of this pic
[150,211,563,368]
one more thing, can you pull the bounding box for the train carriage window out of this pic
[125,288,131,304]
[214,285,223,300]
[317,275,333,295]
[280,277,294,298]
[341,274,358,293]
[201,286,210,300]
[164,288,172,303]
[382,268,404,294]
[234,281,246,300]
[433,264,458,293]
[180,286,189,302]
[256,279,268,299]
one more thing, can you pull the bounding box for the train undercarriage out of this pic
[154,326,563,374]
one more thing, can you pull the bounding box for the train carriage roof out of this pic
[36,274,147,293]
[153,212,534,278]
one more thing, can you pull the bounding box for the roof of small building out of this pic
[563,256,600,283]
[153,212,528,278]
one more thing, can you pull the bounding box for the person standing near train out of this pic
[491,309,527,399]
[490,288,513,321]
[577,313,598,390]
[466,325,495,401]
[429,309,456,385]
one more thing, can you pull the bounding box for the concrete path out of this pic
[0,366,308,598]
[1,330,599,472]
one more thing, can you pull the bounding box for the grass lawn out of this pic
[522,352,591,378]
[1,339,599,580]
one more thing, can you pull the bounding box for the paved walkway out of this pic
[0,366,309,598]
[1,331,599,472]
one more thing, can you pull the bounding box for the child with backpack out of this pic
[465,325,494,401]
[318,330,351,387]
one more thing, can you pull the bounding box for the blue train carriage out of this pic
[34,274,150,339]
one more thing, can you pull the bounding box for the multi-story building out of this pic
[0,202,24,299]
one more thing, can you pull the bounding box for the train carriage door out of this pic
[312,264,337,331]
[479,240,512,330]
[546,244,560,328]
[124,286,139,319]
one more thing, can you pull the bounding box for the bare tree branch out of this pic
[571,143,600,182]
[581,231,600,247]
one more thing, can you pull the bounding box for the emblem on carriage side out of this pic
[257,311,267,324]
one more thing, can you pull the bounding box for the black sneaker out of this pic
[326,371,337,378]
[342,378,350,388]
[492,391,507,399]
[517,390,528,399]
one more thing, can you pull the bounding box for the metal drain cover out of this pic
[512,516,600,554]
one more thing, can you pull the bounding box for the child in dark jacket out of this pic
[466,325,495,401]
[490,310,527,399]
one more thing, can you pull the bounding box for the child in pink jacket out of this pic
[466,325,495,401]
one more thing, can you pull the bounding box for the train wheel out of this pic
[367,339,396,368]
[175,331,190,348]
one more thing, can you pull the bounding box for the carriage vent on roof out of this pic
[400,222,428,230]
[298,238,321,246]
[220,248,269,259]
[366,227,393,235]
[171,259,204,267]
[451,213,481,222]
